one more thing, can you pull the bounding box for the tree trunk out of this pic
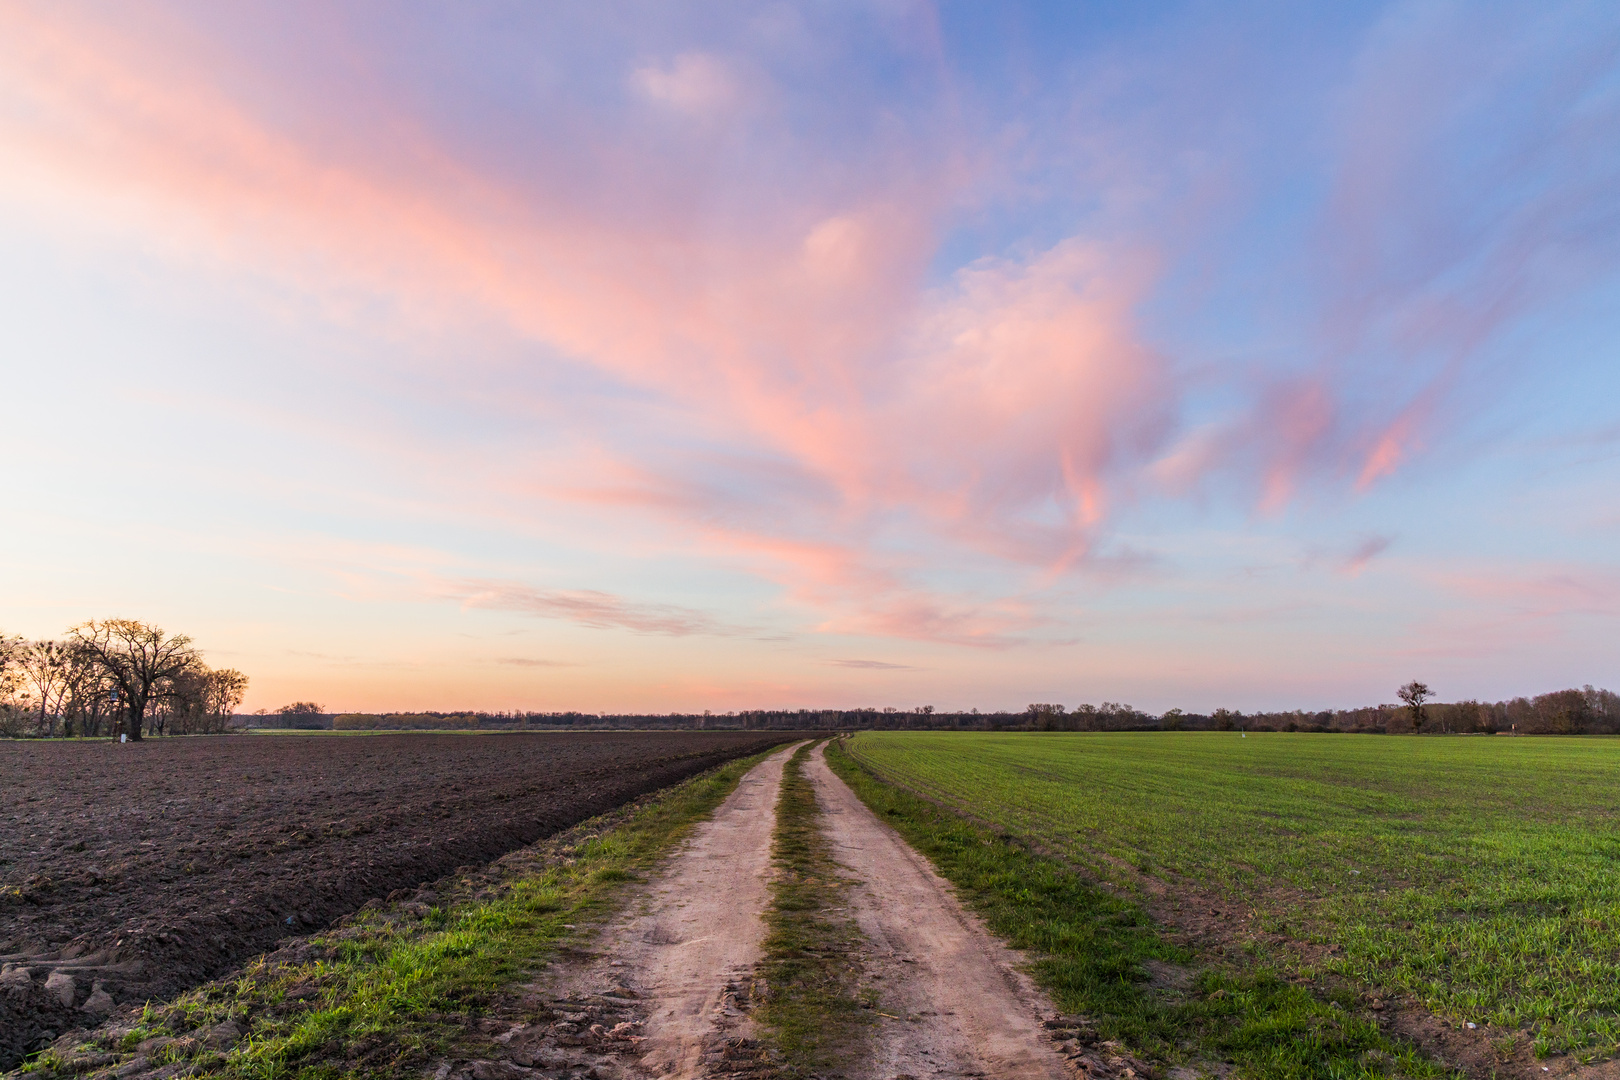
[126,693,143,741]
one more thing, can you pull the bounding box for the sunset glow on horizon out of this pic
[2,1,1617,714]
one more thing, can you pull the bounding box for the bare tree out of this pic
[67,620,198,741]
[18,641,72,736]
[205,669,250,732]
[0,634,18,702]
[0,633,26,736]
[157,665,248,735]
[159,667,207,735]
[1397,680,1431,733]
[58,644,111,738]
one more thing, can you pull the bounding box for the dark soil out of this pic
[0,731,791,1068]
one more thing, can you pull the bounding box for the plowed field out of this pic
[0,730,791,1066]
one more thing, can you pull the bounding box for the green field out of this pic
[842,731,1620,1061]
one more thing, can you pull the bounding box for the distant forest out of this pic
[245,685,1620,736]
[4,623,1613,738]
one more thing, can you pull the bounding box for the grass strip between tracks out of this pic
[19,748,783,1080]
[752,741,872,1077]
[824,737,1455,1080]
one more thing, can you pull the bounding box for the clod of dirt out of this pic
[0,967,82,1068]
[192,1019,239,1050]
[81,982,116,1016]
[43,971,75,1007]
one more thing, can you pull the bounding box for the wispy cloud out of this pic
[1342,535,1393,576]
[1434,565,1620,620]
[631,52,739,115]
[444,579,736,638]
[824,658,921,671]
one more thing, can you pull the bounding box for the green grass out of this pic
[827,738,1452,1080]
[25,748,781,1080]
[754,742,871,1076]
[838,731,1620,1061]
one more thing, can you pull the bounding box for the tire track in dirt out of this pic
[804,742,1072,1080]
[498,742,804,1079]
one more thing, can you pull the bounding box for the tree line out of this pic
[0,619,248,739]
[1010,685,1619,734]
[222,686,1619,735]
[7,653,1608,738]
[333,712,480,730]
[1020,685,1620,734]
[505,686,1620,734]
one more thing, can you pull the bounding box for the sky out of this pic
[1,1,1617,715]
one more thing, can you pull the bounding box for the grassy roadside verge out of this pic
[825,737,1452,1080]
[18,747,784,1080]
[753,741,871,1077]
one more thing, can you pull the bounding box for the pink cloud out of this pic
[821,596,1045,650]
[1149,424,1231,497]
[632,52,740,115]
[1255,380,1335,513]
[1434,565,1620,620]
[897,239,1170,549]
[1392,562,1620,666]
[1341,535,1393,576]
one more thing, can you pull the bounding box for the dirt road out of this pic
[805,742,1071,1079]
[485,740,1071,1079]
